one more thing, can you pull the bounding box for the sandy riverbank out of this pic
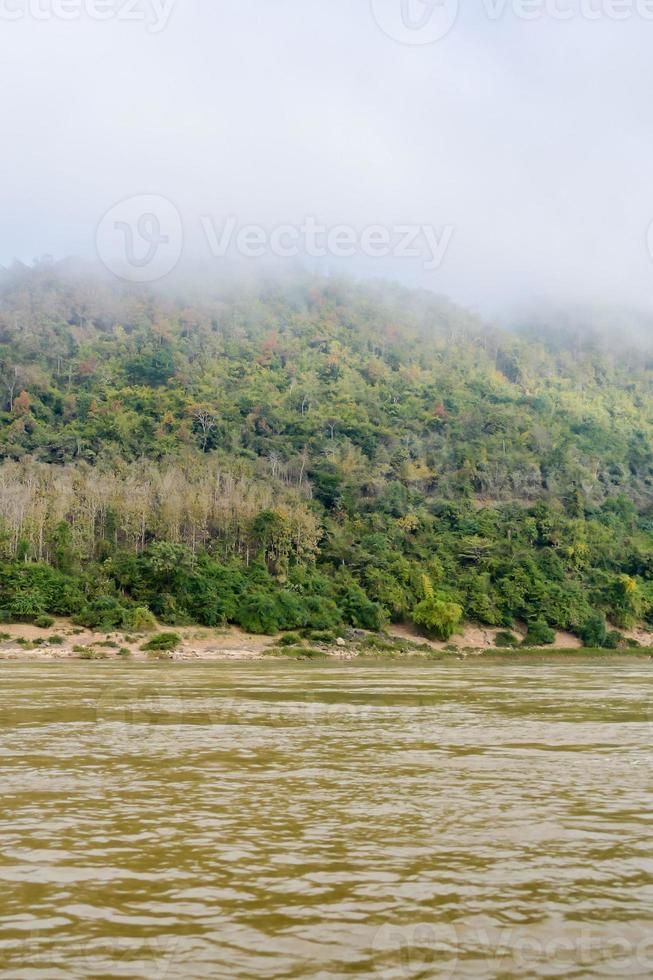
[0,618,651,662]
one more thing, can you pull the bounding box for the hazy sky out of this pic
[1,0,653,314]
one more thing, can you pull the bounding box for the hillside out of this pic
[0,262,651,645]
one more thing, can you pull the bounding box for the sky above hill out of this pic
[1,0,652,315]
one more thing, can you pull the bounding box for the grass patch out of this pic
[267,645,327,659]
[140,632,181,652]
[477,646,653,659]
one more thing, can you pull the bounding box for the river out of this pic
[0,660,651,978]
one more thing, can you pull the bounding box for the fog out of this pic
[1,0,653,316]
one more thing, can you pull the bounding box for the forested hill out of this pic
[0,262,651,643]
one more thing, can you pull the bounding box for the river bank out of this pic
[0,618,651,662]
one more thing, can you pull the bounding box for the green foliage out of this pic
[605,630,625,649]
[140,632,181,652]
[237,592,280,634]
[579,613,607,648]
[132,607,157,631]
[73,597,132,632]
[278,632,303,646]
[340,583,388,631]
[494,630,520,648]
[412,595,463,640]
[304,596,340,630]
[306,630,337,644]
[34,614,55,629]
[523,620,556,646]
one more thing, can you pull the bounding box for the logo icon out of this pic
[96,194,183,283]
[370,921,460,979]
[371,0,458,44]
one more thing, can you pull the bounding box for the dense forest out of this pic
[0,261,651,644]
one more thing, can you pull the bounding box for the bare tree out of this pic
[191,407,218,452]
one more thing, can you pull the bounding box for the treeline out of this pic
[0,457,319,567]
[0,262,651,642]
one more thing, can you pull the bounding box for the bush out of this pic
[412,595,462,640]
[523,620,556,646]
[78,648,107,660]
[73,596,133,632]
[307,630,336,644]
[34,615,55,629]
[341,584,388,631]
[275,591,308,630]
[278,632,303,646]
[140,632,181,652]
[236,592,279,634]
[494,630,520,648]
[579,613,607,648]
[131,606,157,631]
[47,635,64,645]
[305,596,340,630]
[604,630,624,650]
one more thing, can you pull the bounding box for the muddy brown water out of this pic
[0,660,651,978]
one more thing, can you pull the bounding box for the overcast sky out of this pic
[1,0,653,315]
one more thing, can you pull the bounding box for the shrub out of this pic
[523,620,556,646]
[412,595,462,640]
[579,612,607,648]
[604,630,624,650]
[341,584,388,631]
[359,635,408,655]
[34,615,55,629]
[8,591,44,621]
[275,591,308,630]
[494,630,520,648]
[236,592,279,634]
[305,596,340,630]
[131,606,157,631]
[73,596,133,632]
[278,632,303,646]
[307,630,336,644]
[47,635,65,645]
[140,632,181,652]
